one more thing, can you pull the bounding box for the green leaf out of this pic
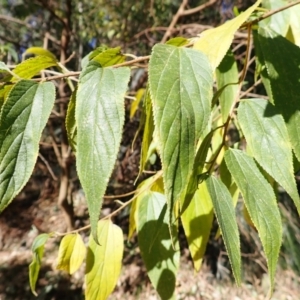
[56,233,86,274]
[225,149,282,291]
[85,219,123,300]
[237,99,300,214]
[180,130,214,215]
[65,89,77,152]
[149,44,213,230]
[216,49,239,122]
[193,0,261,70]
[0,80,55,212]
[181,182,214,271]
[130,88,145,120]
[24,47,57,61]
[139,88,155,173]
[92,47,125,67]
[138,191,179,300]
[13,56,58,80]
[128,174,164,239]
[254,27,300,164]
[166,37,188,47]
[76,61,130,242]
[206,176,241,285]
[29,233,50,296]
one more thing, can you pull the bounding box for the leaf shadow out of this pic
[138,219,178,300]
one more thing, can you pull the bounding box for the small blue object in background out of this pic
[220,0,234,22]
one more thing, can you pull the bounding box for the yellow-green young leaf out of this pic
[139,88,155,174]
[76,61,130,242]
[225,149,282,292]
[130,88,145,120]
[149,44,213,231]
[0,80,55,212]
[12,56,58,80]
[166,37,189,46]
[289,4,300,46]
[193,0,261,70]
[128,174,164,239]
[181,182,214,271]
[56,233,86,274]
[254,27,300,166]
[237,99,300,214]
[29,233,50,296]
[65,89,77,152]
[24,47,57,61]
[138,191,179,300]
[216,49,239,123]
[92,47,126,67]
[85,219,123,300]
[206,176,241,285]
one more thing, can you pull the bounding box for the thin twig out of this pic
[38,153,58,181]
[181,0,218,16]
[241,0,300,28]
[161,0,188,43]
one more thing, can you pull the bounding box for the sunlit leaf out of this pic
[225,149,282,291]
[0,80,55,212]
[85,219,123,300]
[13,56,58,80]
[238,98,300,214]
[181,182,214,271]
[29,233,50,296]
[56,233,86,274]
[149,44,213,231]
[193,0,261,70]
[24,47,57,61]
[138,191,179,300]
[139,88,155,174]
[206,176,241,284]
[166,37,189,46]
[76,61,130,242]
[130,88,145,120]
[92,47,125,67]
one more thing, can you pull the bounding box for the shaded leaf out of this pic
[92,47,125,67]
[56,233,86,274]
[130,88,145,120]
[254,27,300,164]
[76,62,130,242]
[206,176,241,284]
[138,191,179,300]
[181,182,214,271]
[0,80,55,212]
[65,89,77,152]
[216,49,239,122]
[128,173,164,239]
[85,219,123,300]
[149,44,213,230]
[13,56,58,80]
[193,0,261,70]
[225,149,282,291]
[29,233,50,296]
[238,99,300,214]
